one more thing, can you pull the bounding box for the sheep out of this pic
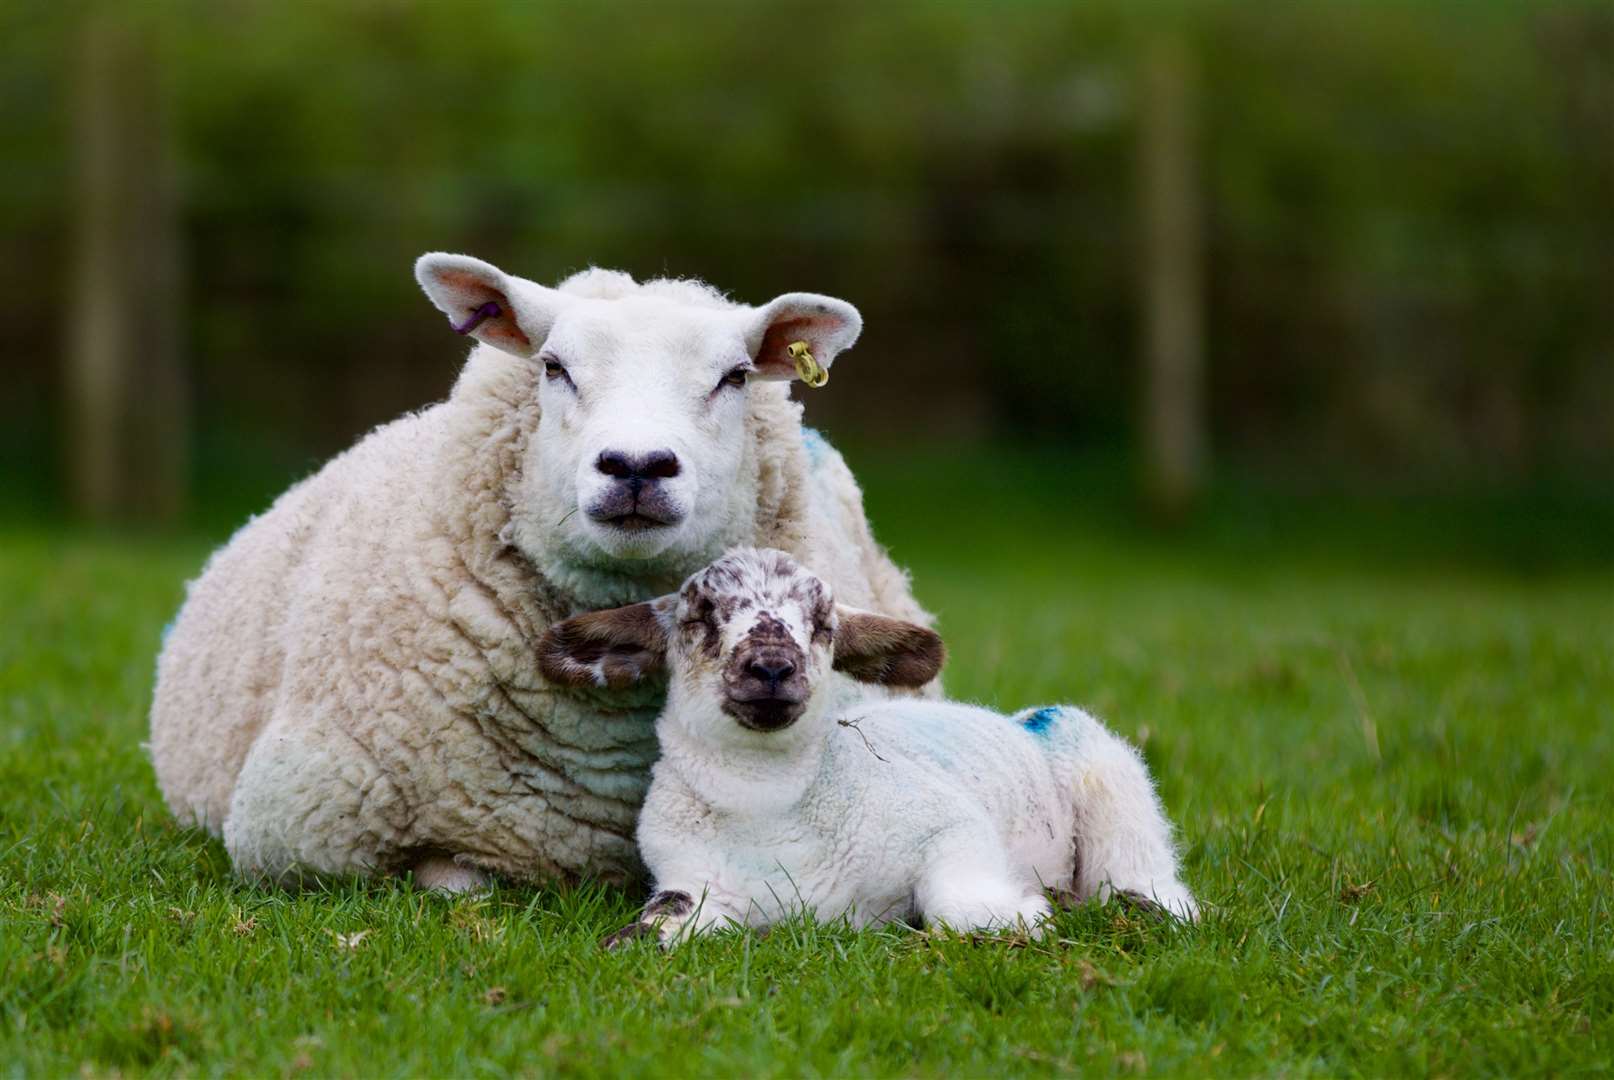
[537,547,1199,946]
[148,254,934,892]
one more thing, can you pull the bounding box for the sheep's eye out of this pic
[717,366,750,391]
[542,358,574,389]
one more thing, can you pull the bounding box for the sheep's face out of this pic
[537,548,945,743]
[416,255,861,581]
[532,293,756,564]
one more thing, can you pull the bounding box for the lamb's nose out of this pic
[595,450,681,482]
[745,656,797,688]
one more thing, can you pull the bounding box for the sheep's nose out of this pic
[745,656,797,688]
[595,450,681,482]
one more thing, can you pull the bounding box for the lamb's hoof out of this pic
[1044,886,1083,911]
[409,854,492,896]
[1117,889,1165,919]
[1117,887,1199,923]
[600,921,660,951]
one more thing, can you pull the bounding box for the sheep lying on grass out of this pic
[149,255,933,891]
[538,547,1198,945]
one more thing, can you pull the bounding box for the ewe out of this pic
[150,255,932,891]
[538,548,1198,946]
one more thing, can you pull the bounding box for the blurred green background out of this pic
[3,7,1611,1072]
[1,0,1610,541]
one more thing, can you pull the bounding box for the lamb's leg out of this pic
[1052,708,1199,921]
[915,829,1051,934]
[601,886,749,950]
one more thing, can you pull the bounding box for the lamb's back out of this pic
[829,700,1075,879]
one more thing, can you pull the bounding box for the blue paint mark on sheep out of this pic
[802,427,830,467]
[1021,707,1062,737]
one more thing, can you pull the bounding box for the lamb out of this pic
[148,254,934,892]
[537,547,1199,945]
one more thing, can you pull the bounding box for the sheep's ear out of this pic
[538,598,674,689]
[742,293,862,383]
[832,606,944,688]
[415,252,563,359]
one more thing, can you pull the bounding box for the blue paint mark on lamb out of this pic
[1020,706,1063,737]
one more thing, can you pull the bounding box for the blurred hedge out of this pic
[2,0,1609,512]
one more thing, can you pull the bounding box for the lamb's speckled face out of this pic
[536,547,946,732]
[670,549,835,734]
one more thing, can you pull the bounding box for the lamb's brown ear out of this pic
[538,599,672,689]
[832,607,945,688]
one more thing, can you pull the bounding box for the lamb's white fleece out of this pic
[566,549,1196,945]
[637,701,1197,940]
[148,270,929,889]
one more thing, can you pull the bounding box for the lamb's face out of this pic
[415,255,862,582]
[537,548,947,738]
[668,549,835,735]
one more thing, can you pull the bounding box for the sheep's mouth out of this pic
[599,511,675,532]
[585,489,686,532]
[722,696,805,732]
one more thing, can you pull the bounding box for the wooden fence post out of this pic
[1137,33,1205,521]
[68,8,186,522]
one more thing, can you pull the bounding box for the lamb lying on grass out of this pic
[538,548,1198,946]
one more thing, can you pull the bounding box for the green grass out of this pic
[3,461,1611,1076]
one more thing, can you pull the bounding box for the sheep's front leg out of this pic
[915,829,1051,935]
[601,886,748,950]
[408,854,492,895]
[1058,709,1199,921]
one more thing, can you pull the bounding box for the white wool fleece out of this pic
[148,257,933,890]
[636,701,1198,941]
[539,549,1198,947]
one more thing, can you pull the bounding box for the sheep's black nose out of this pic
[595,450,681,482]
[745,656,797,688]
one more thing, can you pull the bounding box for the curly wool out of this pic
[148,338,928,888]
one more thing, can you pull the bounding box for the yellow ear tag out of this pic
[787,340,829,388]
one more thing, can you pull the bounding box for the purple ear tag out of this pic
[453,301,502,335]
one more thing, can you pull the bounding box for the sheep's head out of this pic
[537,548,944,743]
[416,254,861,587]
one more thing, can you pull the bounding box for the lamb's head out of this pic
[416,254,861,577]
[537,548,944,743]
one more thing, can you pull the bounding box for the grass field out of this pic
[2,453,1611,1076]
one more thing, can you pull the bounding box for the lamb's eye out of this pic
[811,602,834,643]
[717,366,750,391]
